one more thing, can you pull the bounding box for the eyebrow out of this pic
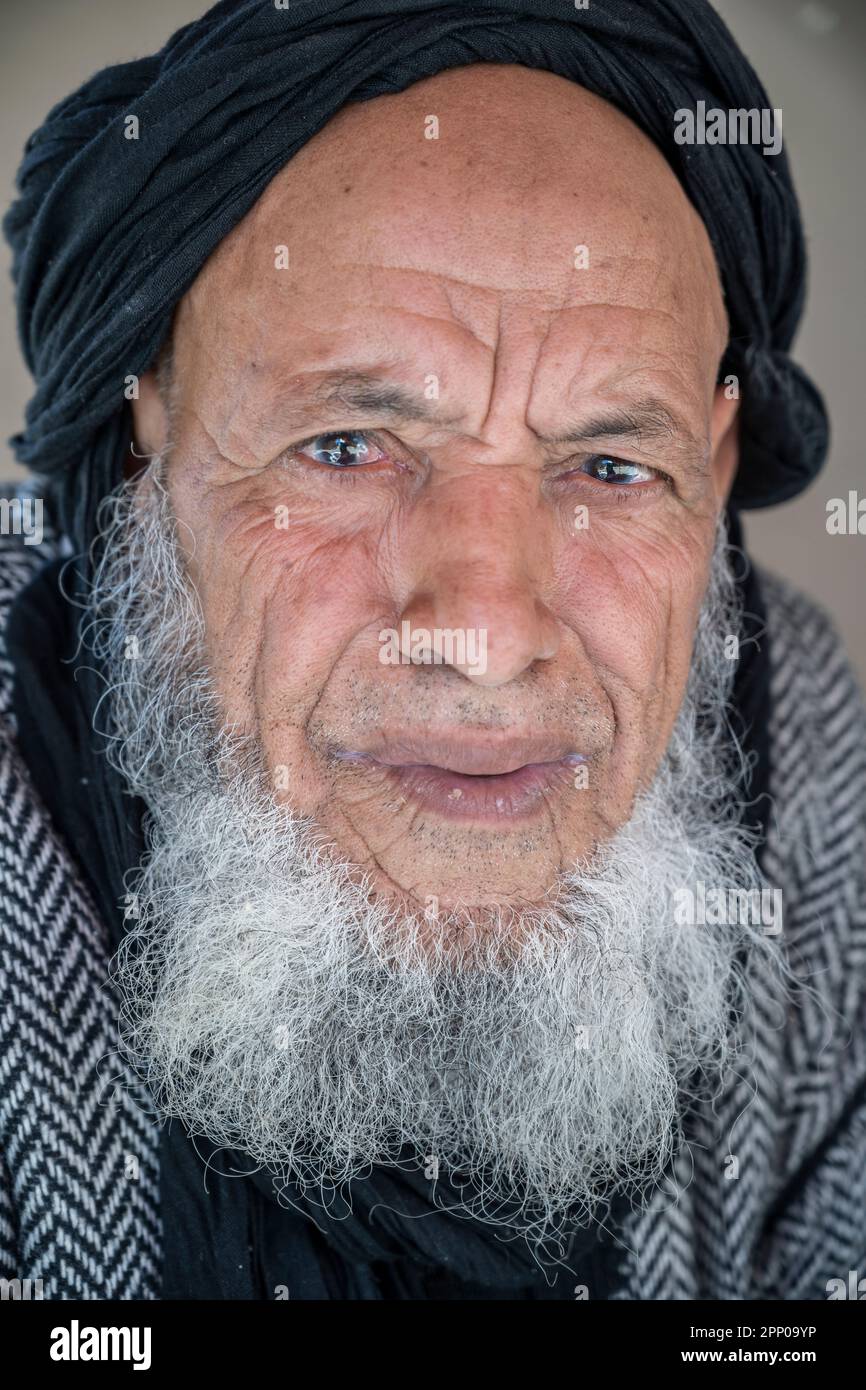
[300,371,465,428]
[537,402,695,449]
[283,370,704,458]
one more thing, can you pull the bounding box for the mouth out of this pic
[334,738,586,824]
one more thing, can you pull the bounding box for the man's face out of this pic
[134,64,735,915]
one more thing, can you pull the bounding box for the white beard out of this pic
[86,462,771,1239]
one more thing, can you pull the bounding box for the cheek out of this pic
[555,523,712,744]
[193,507,390,737]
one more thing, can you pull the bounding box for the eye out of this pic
[295,430,387,468]
[580,455,657,485]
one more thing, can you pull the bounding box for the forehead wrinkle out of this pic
[329,256,580,301]
[191,249,717,468]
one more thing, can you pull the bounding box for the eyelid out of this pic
[285,427,410,469]
[564,453,666,482]
[296,427,383,455]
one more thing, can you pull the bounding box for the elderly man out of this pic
[1,0,864,1303]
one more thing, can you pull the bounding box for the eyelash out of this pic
[284,429,400,474]
[285,430,669,492]
[332,467,363,486]
[558,459,671,497]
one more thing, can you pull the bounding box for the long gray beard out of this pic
[85,462,772,1241]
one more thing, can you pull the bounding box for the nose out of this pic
[396,478,560,688]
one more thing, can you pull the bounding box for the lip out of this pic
[338,733,583,777]
[334,736,586,823]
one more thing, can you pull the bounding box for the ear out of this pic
[125,370,169,479]
[709,383,740,506]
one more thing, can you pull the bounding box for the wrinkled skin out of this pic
[132,64,738,914]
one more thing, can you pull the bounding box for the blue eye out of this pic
[298,430,385,468]
[582,455,654,485]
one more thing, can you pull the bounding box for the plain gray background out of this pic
[1,0,863,677]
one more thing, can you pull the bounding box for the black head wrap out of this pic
[5,0,826,549]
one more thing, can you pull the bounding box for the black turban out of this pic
[5,0,828,550]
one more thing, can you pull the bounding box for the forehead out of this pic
[177,65,727,440]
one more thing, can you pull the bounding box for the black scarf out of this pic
[6,507,771,1300]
